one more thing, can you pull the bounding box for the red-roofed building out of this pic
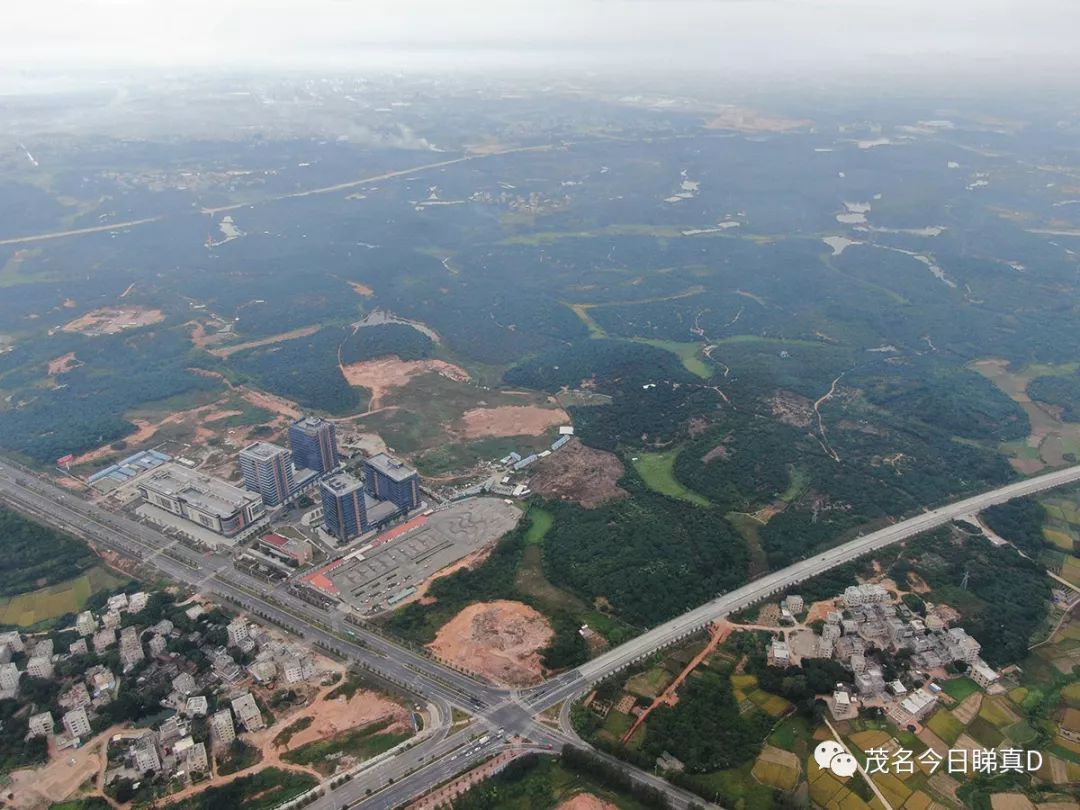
[258,533,312,565]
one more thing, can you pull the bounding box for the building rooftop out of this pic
[365,494,401,524]
[261,533,290,549]
[240,441,289,461]
[291,416,332,433]
[365,452,417,482]
[322,471,364,495]
[141,464,261,518]
[900,688,937,716]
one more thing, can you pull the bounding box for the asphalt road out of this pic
[4,456,1080,809]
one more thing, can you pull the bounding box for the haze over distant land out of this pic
[2,0,1079,82]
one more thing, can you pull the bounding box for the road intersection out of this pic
[3,457,1080,809]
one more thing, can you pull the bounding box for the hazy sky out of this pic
[5,0,1079,77]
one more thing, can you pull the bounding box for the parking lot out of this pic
[324,498,520,614]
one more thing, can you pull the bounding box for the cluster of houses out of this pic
[216,616,320,686]
[767,584,1001,727]
[99,688,265,784]
[3,593,325,791]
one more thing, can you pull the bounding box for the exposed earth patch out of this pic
[527,439,629,508]
[457,404,567,439]
[340,356,471,410]
[427,600,554,686]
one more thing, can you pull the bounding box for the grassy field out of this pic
[926,708,965,745]
[978,695,1020,728]
[726,512,769,577]
[281,718,410,775]
[568,303,608,338]
[598,710,634,743]
[973,358,1080,472]
[631,338,712,379]
[1041,490,1080,555]
[747,688,793,718]
[780,465,811,503]
[686,762,777,810]
[515,544,588,615]
[172,767,316,810]
[514,507,589,616]
[525,507,554,545]
[751,745,801,790]
[625,666,673,699]
[712,334,822,348]
[939,676,980,702]
[0,566,127,627]
[631,449,711,508]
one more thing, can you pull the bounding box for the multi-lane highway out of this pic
[3,456,1080,810]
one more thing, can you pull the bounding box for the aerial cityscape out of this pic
[1,2,1079,809]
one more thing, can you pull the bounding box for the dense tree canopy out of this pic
[0,509,96,597]
[339,323,434,364]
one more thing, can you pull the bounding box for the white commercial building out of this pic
[132,736,161,773]
[226,619,250,647]
[970,659,1000,689]
[843,584,890,607]
[186,741,209,772]
[137,463,266,539]
[0,631,24,653]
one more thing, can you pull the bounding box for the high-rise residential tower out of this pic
[320,471,367,542]
[363,453,420,512]
[288,416,339,475]
[239,442,295,507]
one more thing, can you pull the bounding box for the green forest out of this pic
[982,498,1049,557]
[541,476,749,625]
[643,664,772,772]
[0,327,219,463]
[0,509,96,597]
[339,323,434,364]
[894,527,1050,666]
[1027,373,1080,422]
[858,365,1030,442]
[229,327,364,415]
[504,339,695,393]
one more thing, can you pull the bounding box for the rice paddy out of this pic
[0,567,126,627]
